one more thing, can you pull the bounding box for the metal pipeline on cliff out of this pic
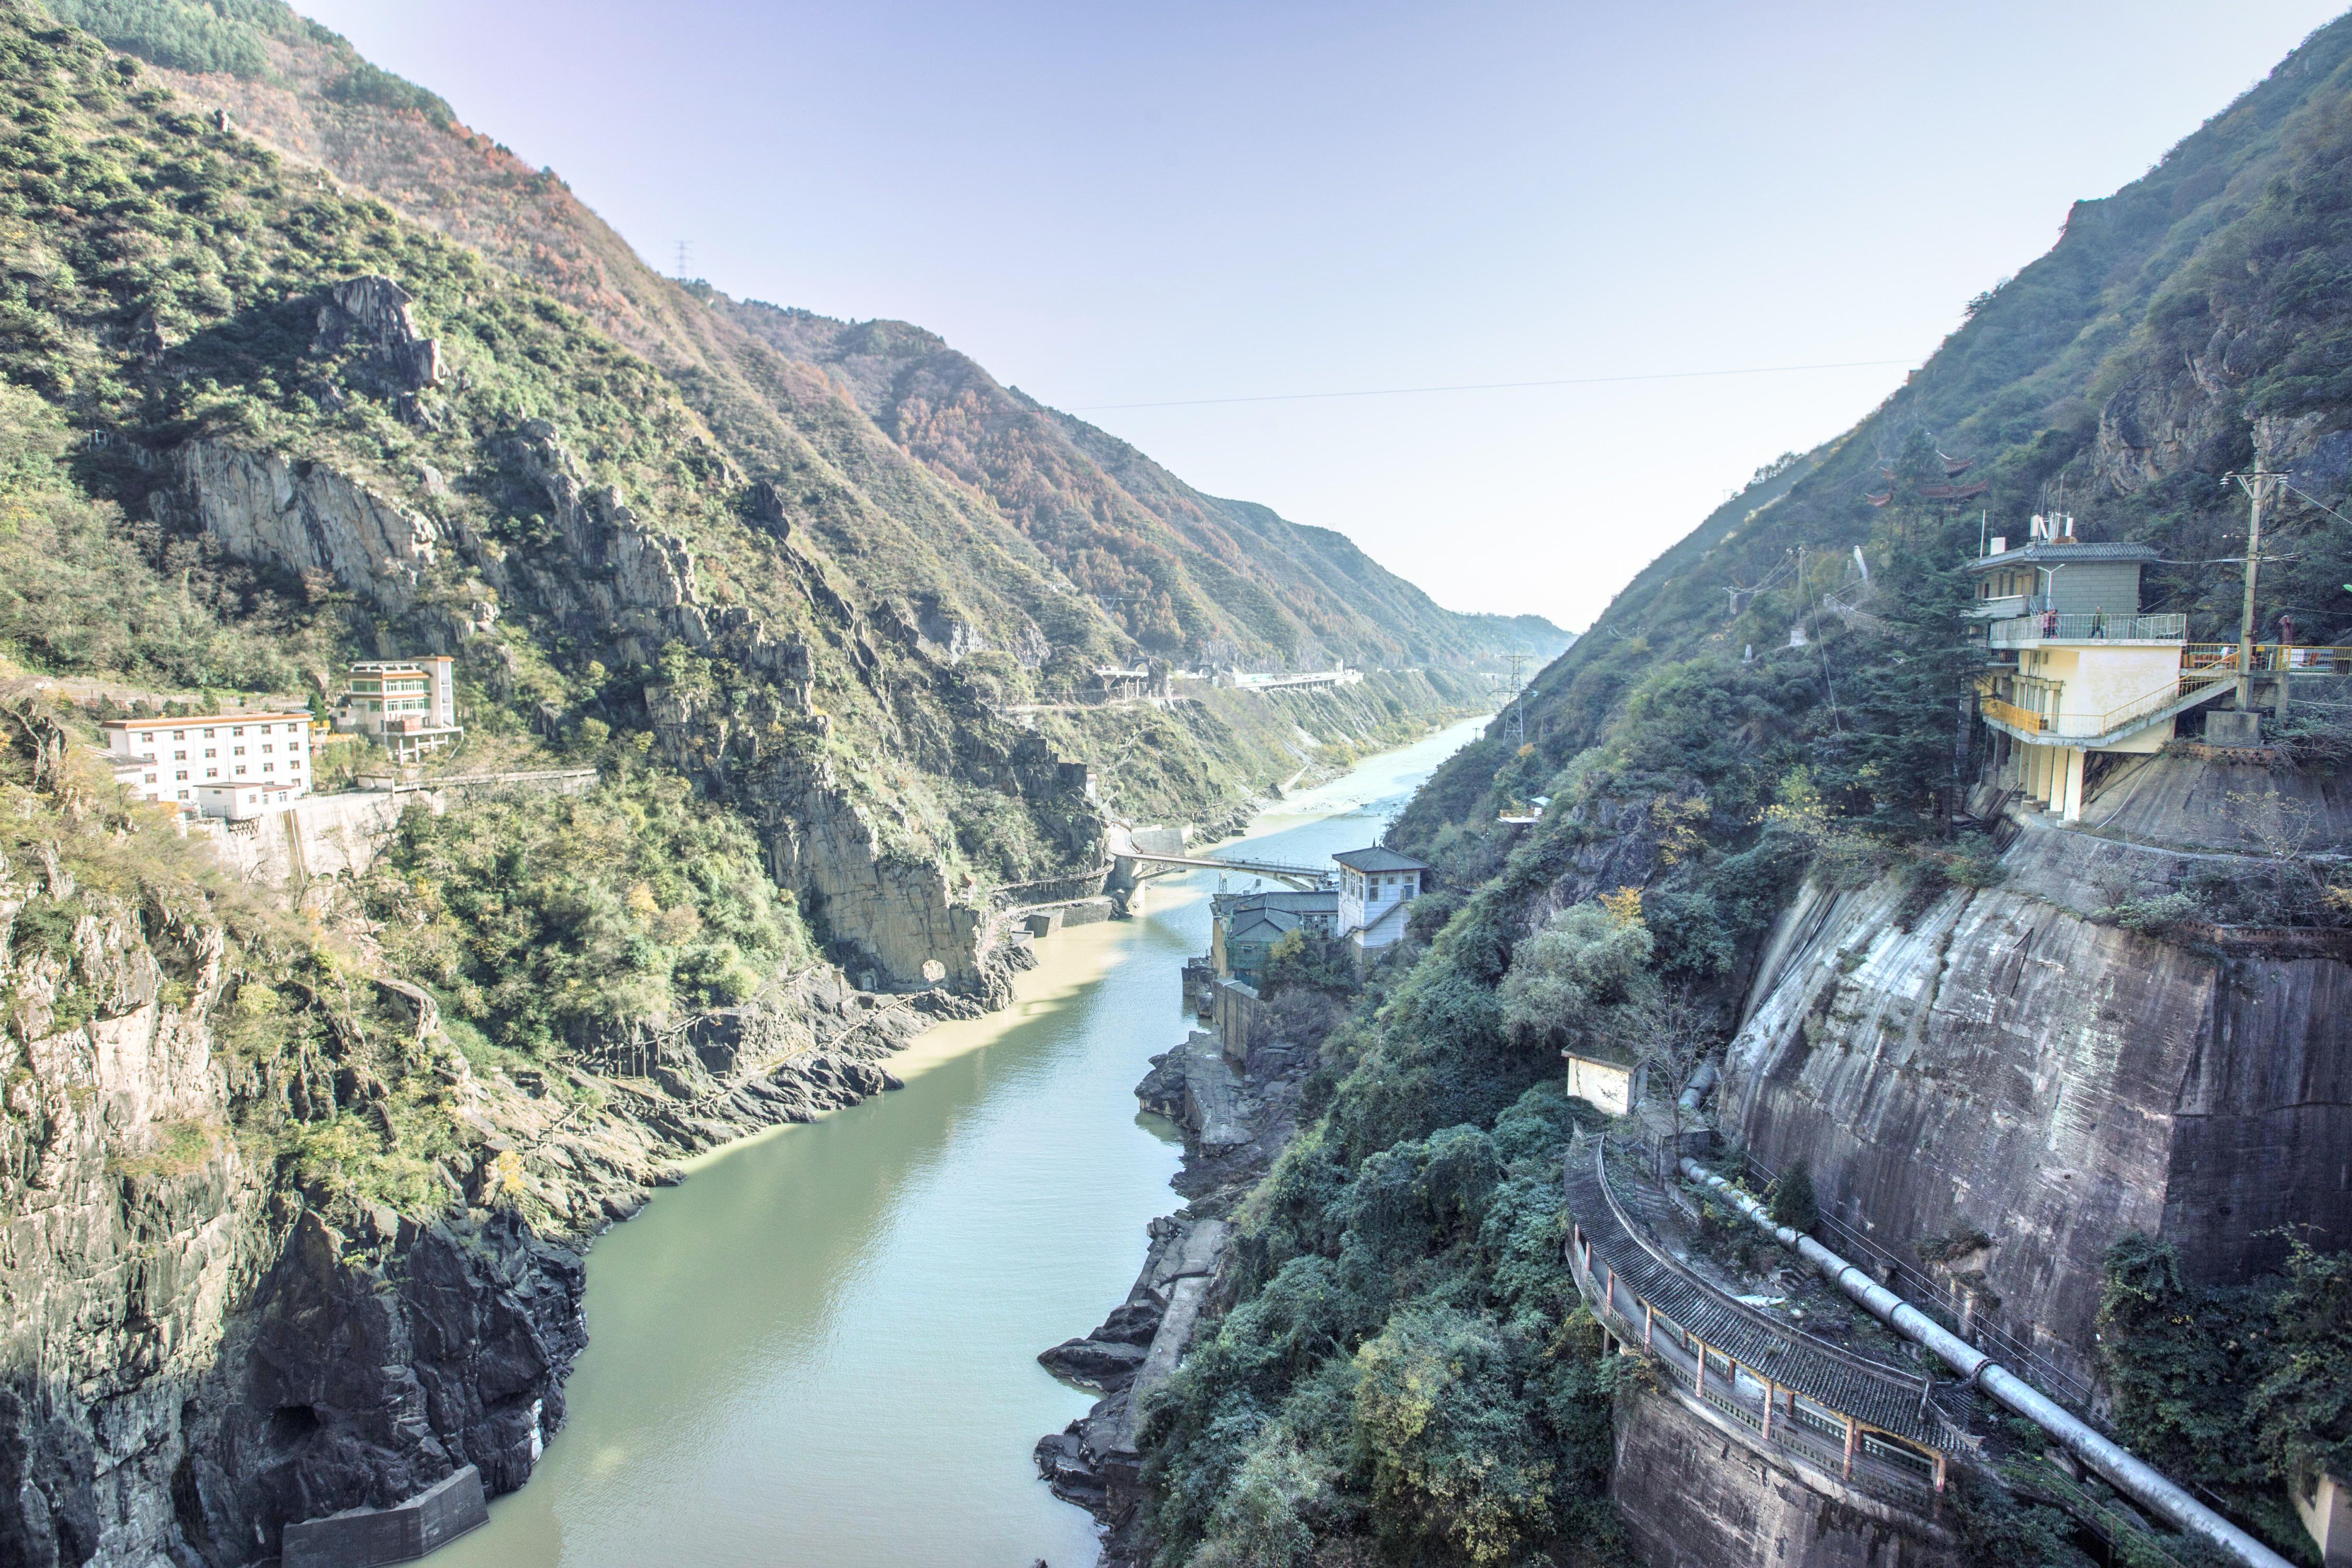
[1678,1157,2294,1568]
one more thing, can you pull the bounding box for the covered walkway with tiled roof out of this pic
[1565,1136,1954,1513]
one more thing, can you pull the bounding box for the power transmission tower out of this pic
[1501,651,1529,748]
[674,240,694,279]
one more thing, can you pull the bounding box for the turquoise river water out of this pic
[430,716,1486,1568]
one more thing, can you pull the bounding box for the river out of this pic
[431,715,1487,1568]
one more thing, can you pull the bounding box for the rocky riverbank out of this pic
[0,849,1020,1568]
[1032,1019,1318,1564]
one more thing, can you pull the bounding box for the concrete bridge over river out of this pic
[1105,824,1334,892]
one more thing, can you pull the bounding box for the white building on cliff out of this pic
[1334,846,1429,953]
[103,712,313,820]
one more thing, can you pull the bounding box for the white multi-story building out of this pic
[1333,846,1431,953]
[335,655,463,762]
[102,712,313,820]
[1969,531,2239,820]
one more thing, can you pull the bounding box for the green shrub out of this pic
[2092,891,2203,936]
[43,0,294,78]
[363,769,812,1054]
[2097,1231,2352,1558]
[1351,1306,1557,1565]
[321,59,453,126]
[1497,902,1654,1044]
[1260,928,1355,997]
[1766,1161,1819,1232]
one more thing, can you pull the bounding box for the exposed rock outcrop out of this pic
[2092,320,2352,499]
[176,1209,584,1562]
[309,275,444,419]
[1721,755,2352,1384]
[0,835,944,1567]
[166,442,446,617]
[159,412,1096,994]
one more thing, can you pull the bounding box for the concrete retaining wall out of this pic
[280,1465,486,1568]
[1611,1387,1958,1568]
[1020,896,1117,937]
[1210,978,1265,1065]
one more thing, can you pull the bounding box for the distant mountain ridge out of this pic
[730,302,1568,668]
[59,0,1564,672]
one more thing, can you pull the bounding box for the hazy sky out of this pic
[297,1,2347,631]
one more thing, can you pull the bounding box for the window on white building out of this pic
[233,746,245,756]
[175,770,188,780]
[143,773,156,784]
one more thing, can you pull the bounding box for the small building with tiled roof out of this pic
[1334,846,1429,954]
[1210,888,1338,986]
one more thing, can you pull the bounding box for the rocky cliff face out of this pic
[174,1208,585,1565]
[0,818,966,1567]
[1720,754,2352,1383]
[0,833,587,1567]
[163,388,1084,995]
[1,857,259,1567]
[170,440,449,620]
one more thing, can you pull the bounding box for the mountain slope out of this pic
[62,0,1564,674]
[729,302,1569,666]
[1405,9,2352,839]
[1132,18,2352,1568]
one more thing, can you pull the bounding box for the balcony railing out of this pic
[2182,642,2352,674]
[1980,696,2044,733]
[1982,670,2236,744]
[1988,612,2186,646]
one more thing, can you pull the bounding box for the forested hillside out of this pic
[0,0,1569,1004]
[39,0,1564,676]
[1133,15,2352,1568]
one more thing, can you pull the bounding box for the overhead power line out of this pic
[1068,357,1913,412]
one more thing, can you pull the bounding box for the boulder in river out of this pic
[1037,1337,1149,1393]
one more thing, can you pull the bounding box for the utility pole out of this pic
[2230,465,2273,710]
